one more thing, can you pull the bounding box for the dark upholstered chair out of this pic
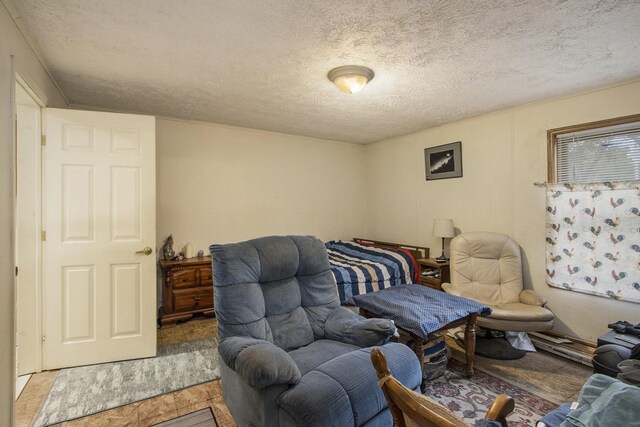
[210,235,421,427]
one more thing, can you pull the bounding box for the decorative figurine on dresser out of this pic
[162,234,176,260]
[158,239,214,326]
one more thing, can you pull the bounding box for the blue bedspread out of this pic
[326,240,416,304]
[353,284,491,341]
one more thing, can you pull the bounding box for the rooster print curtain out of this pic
[545,181,640,303]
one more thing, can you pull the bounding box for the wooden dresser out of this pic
[159,256,215,325]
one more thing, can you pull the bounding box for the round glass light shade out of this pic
[333,74,369,94]
[328,65,375,94]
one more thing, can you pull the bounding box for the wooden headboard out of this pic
[352,237,429,261]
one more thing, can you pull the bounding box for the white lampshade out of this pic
[328,65,375,94]
[433,219,455,238]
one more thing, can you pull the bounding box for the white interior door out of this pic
[43,108,156,369]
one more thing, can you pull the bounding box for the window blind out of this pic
[556,121,640,183]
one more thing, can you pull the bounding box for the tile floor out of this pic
[15,316,593,426]
[446,336,593,405]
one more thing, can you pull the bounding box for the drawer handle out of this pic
[194,295,202,301]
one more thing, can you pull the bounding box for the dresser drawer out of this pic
[198,268,213,286]
[173,287,214,312]
[420,277,442,291]
[171,269,197,289]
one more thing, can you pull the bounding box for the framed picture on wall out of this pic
[424,141,463,180]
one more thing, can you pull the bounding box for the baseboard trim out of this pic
[530,332,594,367]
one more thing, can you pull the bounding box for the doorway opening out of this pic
[14,77,45,399]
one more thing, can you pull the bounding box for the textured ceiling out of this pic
[10,0,640,143]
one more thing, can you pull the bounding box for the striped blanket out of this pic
[325,240,418,304]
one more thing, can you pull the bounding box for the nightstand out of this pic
[417,258,450,292]
[159,256,215,326]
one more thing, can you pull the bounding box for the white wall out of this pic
[365,79,640,342]
[0,1,66,424]
[156,118,367,255]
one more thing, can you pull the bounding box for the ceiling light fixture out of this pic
[328,65,375,94]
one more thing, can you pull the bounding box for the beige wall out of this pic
[157,118,367,256]
[365,79,640,342]
[0,1,66,424]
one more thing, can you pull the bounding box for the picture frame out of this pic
[424,141,463,180]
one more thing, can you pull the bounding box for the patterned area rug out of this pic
[424,359,557,427]
[34,338,220,426]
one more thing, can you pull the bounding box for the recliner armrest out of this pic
[441,282,462,297]
[218,336,301,389]
[324,307,395,347]
[277,343,421,427]
[519,289,547,306]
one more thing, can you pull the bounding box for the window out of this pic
[545,114,640,304]
[547,114,640,183]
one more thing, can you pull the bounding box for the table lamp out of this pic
[433,219,455,262]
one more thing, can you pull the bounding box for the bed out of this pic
[326,238,429,304]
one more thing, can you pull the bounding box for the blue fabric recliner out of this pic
[210,235,422,427]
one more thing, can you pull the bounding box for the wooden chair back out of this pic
[370,348,515,427]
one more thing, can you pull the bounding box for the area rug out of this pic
[34,337,220,426]
[424,359,557,427]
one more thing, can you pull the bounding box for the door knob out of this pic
[136,246,153,256]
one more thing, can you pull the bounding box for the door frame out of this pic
[13,77,158,376]
[14,75,45,375]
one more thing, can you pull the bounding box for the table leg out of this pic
[464,313,478,377]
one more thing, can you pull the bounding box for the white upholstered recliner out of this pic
[442,232,554,332]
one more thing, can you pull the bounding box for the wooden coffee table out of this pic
[360,307,477,377]
[354,284,491,386]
